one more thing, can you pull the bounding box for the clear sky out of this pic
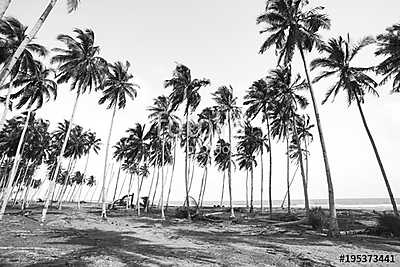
[4,0,400,203]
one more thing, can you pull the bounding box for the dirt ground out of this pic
[0,204,399,266]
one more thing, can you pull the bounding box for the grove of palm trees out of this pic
[0,0,399,266]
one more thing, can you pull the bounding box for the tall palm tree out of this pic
[375,23,400,93]
[244,79,276,215]
[0,17,48,132]
[312,35,399,216]
[98,61,138,219]
[0,0,80,87]
[41,28,107,222]
[257,0,339,235]
[0,61,57,220]
[165,63,210,220]
[213,85,241,218]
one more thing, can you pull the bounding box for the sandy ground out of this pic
[0,204,399,266]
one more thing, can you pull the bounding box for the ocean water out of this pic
[169,198,400,211]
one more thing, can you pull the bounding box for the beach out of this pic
[0,204,399,266]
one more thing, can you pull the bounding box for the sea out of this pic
[169,198,400,211]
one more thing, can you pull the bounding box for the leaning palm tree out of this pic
[312,35,399,216]
[165,63,210,220]
[375,23,400,93]
[257,0,339,235]
[0,0,80,87]
[0,17,48,132]
[213,85,241,218]
[41,28,107,222]
[244,79,276,215]
[98,61,138,219]
[0,61,57,220]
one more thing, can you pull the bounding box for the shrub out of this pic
[376,214,400,237]
[309,207,328,230]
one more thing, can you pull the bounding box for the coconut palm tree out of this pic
[268,67,310,214]
[213,85,241,218]
[41,28,107,222]
[98,61,138,219]
[312,35,398,216]
[0,0,80,87]
[0,61,56,220]
[375,23,400,93]
[165,63,210,220]
[244,79,276,215]
[0,17,48,132]
[257,0,339,235]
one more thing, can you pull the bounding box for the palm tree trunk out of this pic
[117,173,127,200]
[0,108,31,220]
[266,115,273,216]
[184,99,191,220]
[245,170,249,209]
[0,0,11,18]
[42,91,80,222]
[188,157,195,193]
[355,95,398,216]
[151,167,160,208]
[304,138,309,185]
[220,171,225,207]
[299,47,338,235]
[286,137,291,214]
[145,167,155,212]
[292,113,310,214]
[126,173,133,210]
[250,164,254,214]
[137,176,143,216]
[160,125,165,220]
[112,163,122,202]
[101,104,118,219]
[57,158,76,209]
[227,112,235,218]
[196,168,206,212]
[0,81,12,132]
[260,149,264,213]
[281,164,299,208]
[102,163,115,203]
[77,152,90,209]
[0,0,58,88]
[166,138,176,210]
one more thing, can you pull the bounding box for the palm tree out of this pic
[213,85,241,218]
[98,61,138,219]
[214,138,234,207]
[257,0,339,235]
[312,35,399,216]
[0,0,11,18]
[244,79,276,215]
[375,23,400,93]
[0,17,48,132]
[165,63,210,220]
[0,61,57,220]
[0,0,80,88]
[41,28,107,222]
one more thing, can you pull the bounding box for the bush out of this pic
[309,207,328,230]
[376,214,400,237]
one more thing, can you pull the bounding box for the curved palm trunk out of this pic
[286,137,291,214]
[292,113,309,215]
[0,0,11,18]
[42,92,80,222]
[137,176,144,216]
[160,127,165,220]
[200,167,208,208]
[227,112,235,218]
[145,168,155,212]
[188,157,195,193]
[151,167,160,208]
[0,0,58,88]
[0,108,31,220]
[196,168,206,212]
[355,95,398,216]
[304,138,309,185]
[165,138,176,210]
[299,47,339,235]
[281,164,299,208]
[101,104,118,219]
[126,173,133,210]
[102,163,115,203]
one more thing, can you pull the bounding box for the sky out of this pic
[3,0,400,204]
